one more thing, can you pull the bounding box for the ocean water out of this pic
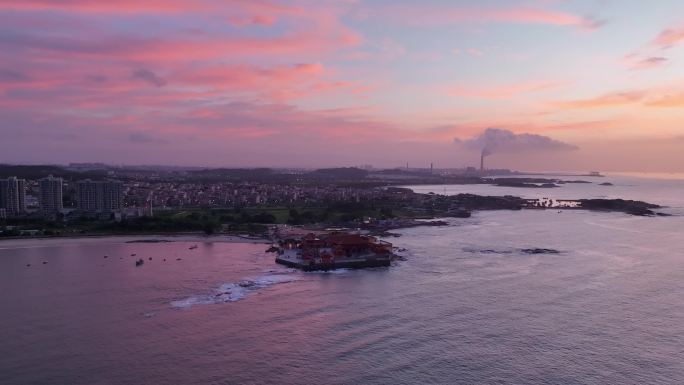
[1,175,684,384]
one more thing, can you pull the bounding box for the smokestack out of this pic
[430,163,433,174]
[480,151,485,173]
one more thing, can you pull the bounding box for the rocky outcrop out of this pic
[521,248,560,254]
[577,199,661,216]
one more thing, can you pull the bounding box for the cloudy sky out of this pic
[1,0,684,171]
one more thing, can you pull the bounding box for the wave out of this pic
[462,247,513,255]
[462,247,562,255]
[171,272,297,309]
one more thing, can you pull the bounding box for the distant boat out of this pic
[189,245,198,250]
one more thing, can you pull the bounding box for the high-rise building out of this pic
[17,178,25,213]
[76,179,98,213]
[39,175,63,217]
[76,179,123,214]
[101,181,123,213]
[0,176,26,216]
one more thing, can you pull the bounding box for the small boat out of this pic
[131,253,137,256]
[189,245,198,250]
[135,259,144,267]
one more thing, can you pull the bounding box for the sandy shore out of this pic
[0,234,270,249]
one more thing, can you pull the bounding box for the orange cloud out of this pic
[447,81,566,99]
[555,91,645,109]
[645,93,684,108]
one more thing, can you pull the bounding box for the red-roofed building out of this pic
[276,232,393,271]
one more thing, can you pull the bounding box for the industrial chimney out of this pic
[480,151,485,173]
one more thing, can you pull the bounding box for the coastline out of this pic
[0,233,271,249]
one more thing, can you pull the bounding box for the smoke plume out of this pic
[455,128,578,158]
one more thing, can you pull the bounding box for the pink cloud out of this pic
[651,23,684,49]
[0,0,302,16]
[0,0,205,14]
[170,63,361,101]
[624,55,668,70]
[0,0,361,62]
[175,63,323,86]
[375,5,602,30]
[138,101,417,146]
[227,14,277,27]
[0,30,359,63]
[11,1,677,170]
[0,2,363,110]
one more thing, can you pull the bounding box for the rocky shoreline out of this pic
[353,191,669,236]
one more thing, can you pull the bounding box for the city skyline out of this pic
[2,1,684,171]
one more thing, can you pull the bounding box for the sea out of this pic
[1,174,684,384]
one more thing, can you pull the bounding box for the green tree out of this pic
[203,222,216,235]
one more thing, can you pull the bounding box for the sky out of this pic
[1,0,684,172]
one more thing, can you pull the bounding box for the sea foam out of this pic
[171,272,297,309]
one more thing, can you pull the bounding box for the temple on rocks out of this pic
[274,232,393,271]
